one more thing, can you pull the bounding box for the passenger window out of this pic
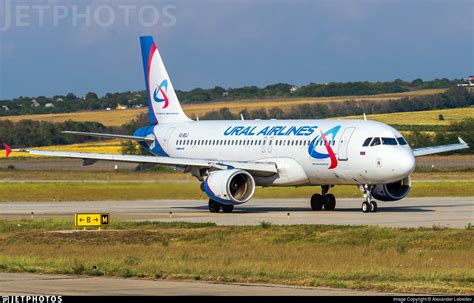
[363,138,372,146]
[382,137,397,145]
[370,137,381,146]
[397,137,408,145]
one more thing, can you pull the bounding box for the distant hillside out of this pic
[0,89,447,126]
[0,78,461,117]
[2,87,472,155]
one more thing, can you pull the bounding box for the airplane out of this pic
[12,36,469,213]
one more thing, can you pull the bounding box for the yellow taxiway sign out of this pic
[75,213,110,227]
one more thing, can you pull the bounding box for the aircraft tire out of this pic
[369,201,378,213]
[209,199,221,213]
[311,194,324,211]
[222,204,234,213]
[362,201,370,213]
[323,194,336,210]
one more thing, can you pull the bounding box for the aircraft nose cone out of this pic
[398,150,416,176]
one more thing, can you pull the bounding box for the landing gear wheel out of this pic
[208,199,221,213]
[361,201,370,213]
[323,194,336,211]
[222,204,234,213]
[369,201,378,213]
[311,194,324,211]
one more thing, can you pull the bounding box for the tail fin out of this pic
[140,36,190,124]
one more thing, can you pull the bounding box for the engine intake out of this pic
[203,169,255,205]
[371,176,411,202]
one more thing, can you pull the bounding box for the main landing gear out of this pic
[310,185,336,211]
[360,185,377,213]
[208,199,234,213]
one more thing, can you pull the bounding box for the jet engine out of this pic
[371,176,411,201]
[203,169,255,205]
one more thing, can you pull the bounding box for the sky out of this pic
[0,0,472,99]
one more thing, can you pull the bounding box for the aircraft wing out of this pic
[412,137,469,157]
[17,149,278,175]
[61,131,155,142]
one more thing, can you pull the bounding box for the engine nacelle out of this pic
[371,176,411,202]
[203,169,255,205]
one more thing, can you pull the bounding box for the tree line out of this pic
[200,87,473,120]
[0,78,464,117]
[1,87,472,154]
[0,120,117,148]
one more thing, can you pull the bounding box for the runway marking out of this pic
[0,197,472,228]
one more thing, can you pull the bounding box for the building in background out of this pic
[457,75,474,87]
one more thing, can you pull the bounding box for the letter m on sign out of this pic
[101,214,109,225]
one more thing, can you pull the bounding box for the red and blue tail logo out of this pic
[153,79,169,109]
[308,125,341,169]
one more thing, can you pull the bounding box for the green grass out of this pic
[0,168,191,181]
[342,107,474,126]
[0,181,472,202]
[0,219,472,294]
[0,168,473,181]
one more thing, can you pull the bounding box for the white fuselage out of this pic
[149,119,416,187]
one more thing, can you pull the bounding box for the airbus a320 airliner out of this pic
[13,36,469,213]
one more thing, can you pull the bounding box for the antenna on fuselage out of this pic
[196,116,199,121]
[363,113,367,121]
[240,114,245,121]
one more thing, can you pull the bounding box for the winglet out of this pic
[3,144,11,158]
[458,137,469,147]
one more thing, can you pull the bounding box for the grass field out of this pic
[0,169,472,182]
[4,106,472,160]
[0,219,472,294]
[342,107,474,126]
[0,89,446,126]
[7,140,124,159]
[0,180,472,202]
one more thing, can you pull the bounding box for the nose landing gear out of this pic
[310,185,336,211]
[360,185,377,213]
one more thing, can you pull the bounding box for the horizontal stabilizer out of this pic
[62,131,154,142]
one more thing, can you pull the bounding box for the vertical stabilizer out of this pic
[140,36,190,124]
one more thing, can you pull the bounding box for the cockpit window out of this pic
[370,137,381,146]
[382,137,397,145]
[397,137,407,145]
[362,137,372,147]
